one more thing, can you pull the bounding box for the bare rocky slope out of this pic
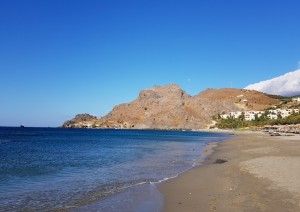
[62,114,97,128]
[62,84,280,130]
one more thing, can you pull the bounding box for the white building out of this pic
[230,111,243,119]
[244,111,263,121]
[292,97,300,102]
[220,108,299,121]
[220,114,231,119]
[267,114,278,119]
[269,109,299,118]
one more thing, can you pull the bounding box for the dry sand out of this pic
[158,132,300,212]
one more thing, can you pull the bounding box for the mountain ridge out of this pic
[62,84,280,130]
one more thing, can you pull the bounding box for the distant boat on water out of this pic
[20,125,25,128]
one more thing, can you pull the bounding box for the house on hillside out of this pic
[220,114,231,119]
[244,111,263,121]
[292,97,300,102]
[267,114,278,119]
[220,108,299,121]
[269,109,299,118]
[230,111,243,119]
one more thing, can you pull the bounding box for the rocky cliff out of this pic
[62,113,97,128]
[62,84,280,130]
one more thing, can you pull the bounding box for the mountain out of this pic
[62,84,280,130]
[195,88,279,111]
[244,69,300,96]
[94,85,239,130]
[62,114,97,128]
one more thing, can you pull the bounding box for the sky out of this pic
[1,0,300,127]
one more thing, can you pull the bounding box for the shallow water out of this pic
[0,127,230,211]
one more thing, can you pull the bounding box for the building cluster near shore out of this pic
[292,97,300,102]
[220,108,300,121]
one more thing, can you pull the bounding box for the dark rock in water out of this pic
[214,159,228,164]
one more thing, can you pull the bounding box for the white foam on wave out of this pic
[74,183,164,212]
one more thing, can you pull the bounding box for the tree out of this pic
[239,112,245,121]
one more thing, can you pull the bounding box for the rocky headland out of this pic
[62,114,97,128]
[61,84,280,130]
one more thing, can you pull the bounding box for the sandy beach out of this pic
[158,131,300,212]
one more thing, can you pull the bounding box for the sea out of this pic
[0,127,231,211]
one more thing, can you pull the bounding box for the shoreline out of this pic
[73,131,230,212]
[158,131,300,211]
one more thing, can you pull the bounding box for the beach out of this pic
[158,131,300,212]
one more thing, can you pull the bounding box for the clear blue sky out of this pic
[1,0,300,127]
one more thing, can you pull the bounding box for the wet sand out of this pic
[158,132,300,212]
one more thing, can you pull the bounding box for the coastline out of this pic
[158,131,300,211]
[74,131,229,212]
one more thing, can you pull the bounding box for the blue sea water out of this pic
[0,127,230,211]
